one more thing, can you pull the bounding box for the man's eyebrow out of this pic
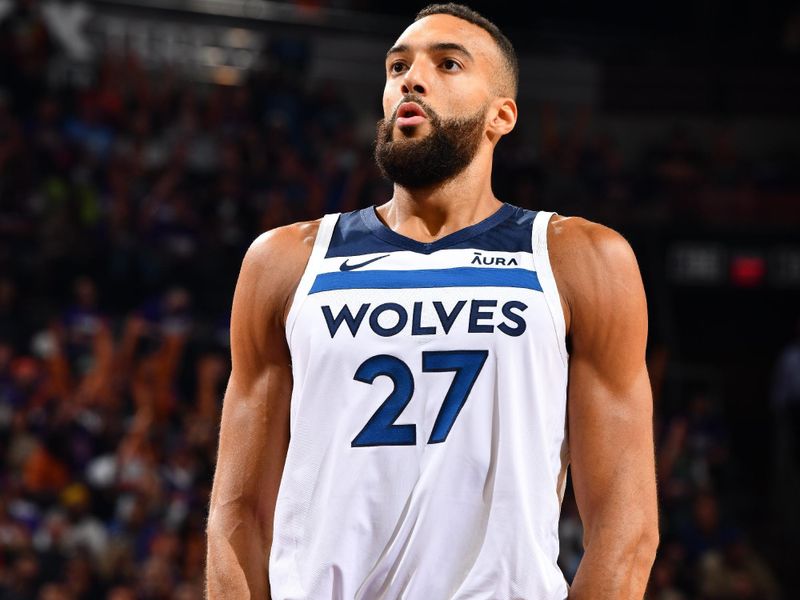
[385,42,475,62]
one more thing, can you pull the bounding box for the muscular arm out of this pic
[549,216,659,599]
[206,221,319,599]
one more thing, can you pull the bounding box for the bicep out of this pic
[564,225,656,542]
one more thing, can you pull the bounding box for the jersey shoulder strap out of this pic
[285,212,340,342]
[531,210,569,365]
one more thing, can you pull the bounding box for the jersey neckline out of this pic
[359,202,516,255]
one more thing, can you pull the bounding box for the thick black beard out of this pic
[373,101,488,189]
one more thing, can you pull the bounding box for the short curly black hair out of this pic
[414,3,518,100]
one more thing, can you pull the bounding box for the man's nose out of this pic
[401,64,427,95]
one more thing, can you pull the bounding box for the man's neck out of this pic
[377,158,502,243]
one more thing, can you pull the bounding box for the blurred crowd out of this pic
[0,0,797,598]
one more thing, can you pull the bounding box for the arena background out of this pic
[1,0,799,597]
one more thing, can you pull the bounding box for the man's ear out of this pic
[488,97,517,138]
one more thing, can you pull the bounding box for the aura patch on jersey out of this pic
[320,299,529,338]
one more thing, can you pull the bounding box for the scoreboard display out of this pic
[669,242,800,288]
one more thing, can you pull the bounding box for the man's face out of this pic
[374,97,488,189]
[374,14,501,188]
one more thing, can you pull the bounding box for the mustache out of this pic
[390,95,439,124]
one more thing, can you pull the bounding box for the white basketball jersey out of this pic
[269,203,571,599]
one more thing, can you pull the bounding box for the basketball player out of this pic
[206,4,659,599]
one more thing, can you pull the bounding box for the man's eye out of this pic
[390,62,406,73]
[442,59,461,71]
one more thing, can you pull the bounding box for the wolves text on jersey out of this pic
[321,299,528,338]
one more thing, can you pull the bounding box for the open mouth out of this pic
[395,102,428,127]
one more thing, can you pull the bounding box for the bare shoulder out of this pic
[236,218,322,326]
[546,214,644,336]
[547,214,638,268]
[246,218,321,263]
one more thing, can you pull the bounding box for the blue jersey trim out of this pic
[360,203,515,254]
[326,210,385,258]
[325,203,537,258]
[308,267,543,294]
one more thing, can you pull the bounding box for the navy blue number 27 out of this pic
[351,350,489,447]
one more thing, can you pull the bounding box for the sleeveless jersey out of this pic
[269,203,571,600]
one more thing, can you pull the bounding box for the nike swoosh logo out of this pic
[339,254,391,271]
